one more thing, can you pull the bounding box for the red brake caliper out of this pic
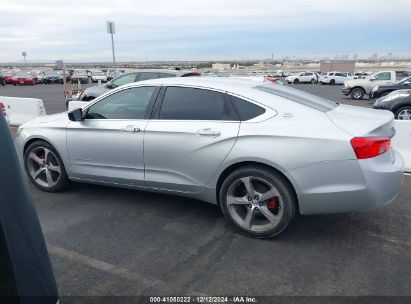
[267,197,278,209]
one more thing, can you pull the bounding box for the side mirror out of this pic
[68,108,84,121]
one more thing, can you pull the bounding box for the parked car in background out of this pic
[91,71,108,83]
[79,70,201,101]
[12,71,38,85]
[16,77,404,239]
[44,70,64,84]
[71,69,89,84]
[34,71,45,83]
[285,72,317,84]
[342,71,411,100]
[0,70,15,84]
[373,89,411,120]
[320,72,353,85]
[370,76,411,99]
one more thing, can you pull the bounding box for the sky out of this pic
[0,0,410,62]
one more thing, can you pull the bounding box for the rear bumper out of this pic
[291,150,405,215]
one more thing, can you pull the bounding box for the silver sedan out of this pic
[15,78,405,238]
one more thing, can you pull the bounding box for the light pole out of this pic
[22,51,27,67]
[106,21,116,78]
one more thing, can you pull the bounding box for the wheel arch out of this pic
[215,160,300,214]
[23,136,69,172]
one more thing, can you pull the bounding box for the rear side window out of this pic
[228,95,265,121]
[159,87,237,121]
[139,72,159,81]
[255,84,338,112]
[159,73,176,78]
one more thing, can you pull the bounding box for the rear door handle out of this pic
[121,125,141,133]
[197,128,221,137]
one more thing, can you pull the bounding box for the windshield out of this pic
[15,71,32,76]
[397,76,411,85]
[46,71,59,76]
[94,72,105,76]
[255,84,338,112]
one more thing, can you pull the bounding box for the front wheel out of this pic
[293,79,299,84]
[310,79,315,84]
[350,88,365,100]
[395,106,411,120]
[24,140,69,192]
[219,167,296,239]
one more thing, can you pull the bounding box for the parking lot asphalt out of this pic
[2,82,410,297]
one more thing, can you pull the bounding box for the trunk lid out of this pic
[327,104,395,137]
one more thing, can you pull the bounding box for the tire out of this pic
[350,87,365,100]
[395,106,411,120]
[330,79,336,85]
[1,80,5,86]
[293,79,299,84]
[24,140,69,192]
[219,166,296,239]
[310,79,315,84]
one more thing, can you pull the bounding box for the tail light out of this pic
[350,137,391,159]
[0,102,7,117]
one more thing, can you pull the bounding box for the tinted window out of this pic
[255,84,338,112]
[139,72,159,81]
[335,73,345,77]
[159,87,237,121]
[229,95,265,121]
[86,87,156,119]
[159,73,176,78]
[111,73,137,88]
[374,72,391,81]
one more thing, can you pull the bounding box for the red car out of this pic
[1,72,15,84]
[12,72,38,86]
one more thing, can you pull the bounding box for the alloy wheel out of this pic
[27,147,61,188]
[226,176,284,233]
[398,109,411,120]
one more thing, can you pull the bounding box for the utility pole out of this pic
[22,52,27,67]
[106,21,117,79]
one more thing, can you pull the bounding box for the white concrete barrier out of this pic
[0,96,46,126]
[68,100,88,112]
[393,120,411,172]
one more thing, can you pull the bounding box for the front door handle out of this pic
[121,125,141,133]
[197,128,221,137]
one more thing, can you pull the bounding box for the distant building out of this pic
[212,63,231,71]
[320,60,356,73]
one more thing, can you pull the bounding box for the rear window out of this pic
[255,84,338,112]
[229,95,266,121]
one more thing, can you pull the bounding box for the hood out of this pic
[21,112,69,128]
[327,104,394,137]
[84,83,110,95]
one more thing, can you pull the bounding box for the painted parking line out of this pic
[47,243,163,289]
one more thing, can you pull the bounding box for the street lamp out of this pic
[22,51,27,67]
[106,21,117,79]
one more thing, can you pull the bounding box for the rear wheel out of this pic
[310,78,315,84]
[350,87,365,100]
[219,167,296,239]
[395,106,411,120]
[24,141,69,192]
[294,79,299,84]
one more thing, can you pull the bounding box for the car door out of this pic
[144,86,240,193]
[335,72,346,84]
[372,72,392,86]
[66,86,159,186]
